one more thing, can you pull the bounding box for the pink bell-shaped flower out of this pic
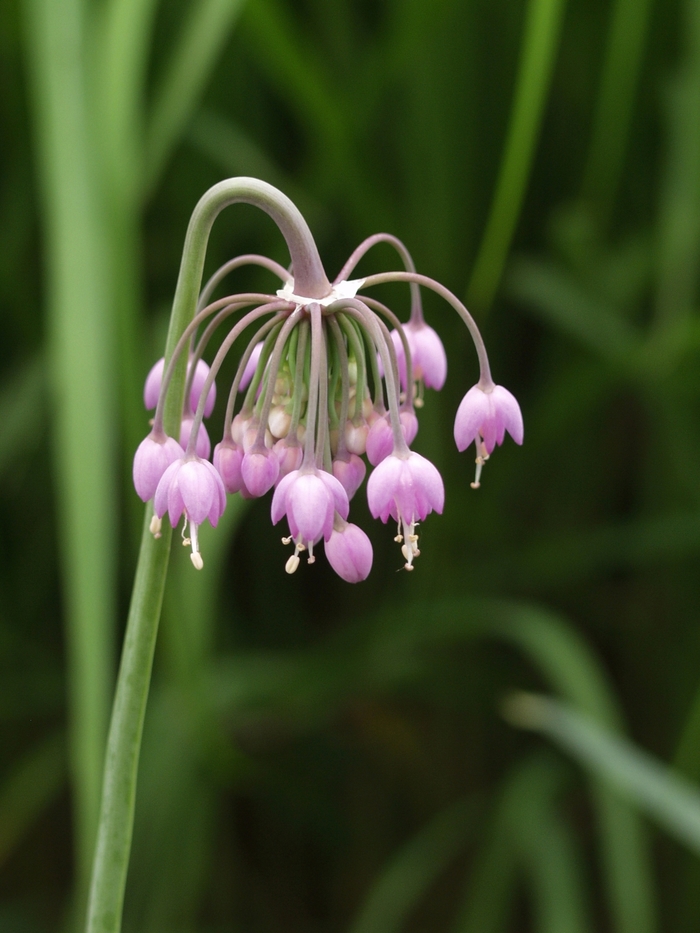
[241,445,279,497]
[367,450,444,570]
[454,384,523,454]
[325,517,373,583]
[271,467,349,571]
[391,321,447,391]
[332,453,366,500]
[180,416,211,460]
[144,357,216,417]
[238,341,264,392]
[133,431,185,502]
[366,411,419,465]
[154,456,226,569]
[366,416,393,465]
[213,439,244,494]
[273,438,304,480]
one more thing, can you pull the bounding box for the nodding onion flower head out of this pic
[132,178,522,577]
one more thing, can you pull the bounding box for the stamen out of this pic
[308,541,315,564]
[149,515,162,539]
[471,436,489,489]
[285,554,300,574]
[398,517,420,570]
[188,520,203,570]
[181,518,191,546]
[191,552,204,570]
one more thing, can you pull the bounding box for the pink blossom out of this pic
[154,457,226,527]
[238,341,264,391]
[133,432,185,502]
[179,416,211,460]
[400,409,418,445]
[366,411,419,465]
[366,416,393,465]
[214,440,244,494]
[271,469,349,569]
[391,321,447,390]
[144,357,216,417]
[367,450,443,570]
[454,384,523,455]
[273,438,303,479]
[153,456,226,568]
[241,446,279,497]
[325,519,373,583]
[367,451,444,525]
[143,358,166,410]
[189,359,217,417]
[332,454,366,500]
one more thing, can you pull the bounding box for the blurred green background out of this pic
[4,0,700,929]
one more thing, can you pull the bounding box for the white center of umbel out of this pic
[276,278,366,308]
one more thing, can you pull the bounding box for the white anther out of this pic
[149,515,162,538]
[394,534,403,543]
[286,554,300,574]
[187,521,203,571]
[182,537,191,546]
[308,555,316,564]
[404,563,414,571]
[282,536,293,545]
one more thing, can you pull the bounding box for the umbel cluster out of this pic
[133,181,522,582]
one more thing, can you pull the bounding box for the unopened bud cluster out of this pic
[133,186,523,581]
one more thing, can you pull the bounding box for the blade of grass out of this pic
[0,354,44,477]
[242,0,387,225]
[372,600,657,933]
[451,771,523,933]
[507,692,700,854]
[506,257,639,364]
[349,798,477,933]
[510,758,591,933]
[467,0,568,310]
[654,0,700,328]
[91,0,161,478]
[0,731,65,868]
[456,755,589,933]
[210,598,657,933]
[581,0,655,222]
[143,0,247,196]
[187,110,321,224]
[22,0,116,899]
